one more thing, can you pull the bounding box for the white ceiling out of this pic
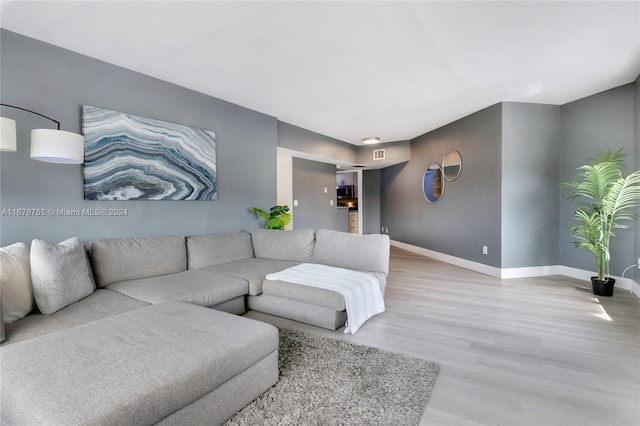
[1,1,639,145]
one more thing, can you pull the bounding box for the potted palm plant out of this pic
[562,149,640,296]
[250,205,291,230]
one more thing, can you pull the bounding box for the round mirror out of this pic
[422,163,444,203]
[442,150,462,181]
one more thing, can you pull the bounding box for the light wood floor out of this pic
[244,247,640,426]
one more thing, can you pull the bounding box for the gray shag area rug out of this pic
[224,328,440,426]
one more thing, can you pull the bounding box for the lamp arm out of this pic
[0,103,61,130]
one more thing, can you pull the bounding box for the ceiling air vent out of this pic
[373,149,386,161]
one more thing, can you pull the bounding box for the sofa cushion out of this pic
[313,229,390,275]
[262,279,347,311]
[187,232,254,269]
[203,258,300,295]
[0,301,278,425]
[90,235,187,287]
[251,228,315,262]
[106,270,248,307]
[261,267,386,310]
[1,242,33,323]
[247,294,347,331]
[30,237,95,315]
[2,289,148,345]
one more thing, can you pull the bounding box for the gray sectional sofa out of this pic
[0,228,390,425]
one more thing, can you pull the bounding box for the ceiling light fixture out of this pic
[362,136,381,145]
[0,103,85,164]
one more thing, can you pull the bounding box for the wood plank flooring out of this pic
[244,247,640,425]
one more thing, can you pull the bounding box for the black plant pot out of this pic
[591,277,615,297]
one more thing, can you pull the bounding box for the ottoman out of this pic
[1,301,278,425]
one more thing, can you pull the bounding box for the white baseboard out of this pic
[391,240,503,277]
[556,265,638,296]
[391,240,640,298]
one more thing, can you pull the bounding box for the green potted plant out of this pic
[562,149,640,296]
[250,205,291,230]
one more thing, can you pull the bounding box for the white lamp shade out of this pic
[1,117,17,152]
[30,129,85,164]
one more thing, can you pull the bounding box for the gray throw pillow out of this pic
[1,242,34,323]
[30,237,94,315]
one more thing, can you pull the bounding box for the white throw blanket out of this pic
[265,263,385,334]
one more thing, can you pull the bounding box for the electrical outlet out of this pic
[381,226,385,233]
[330,199,333,206]
[293,200,298,207]
[482,246,488,255]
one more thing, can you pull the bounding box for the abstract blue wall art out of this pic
[83,106,217,200]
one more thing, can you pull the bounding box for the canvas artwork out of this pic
[83,105,217,200]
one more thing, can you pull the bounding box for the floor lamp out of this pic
[0,103,84,164]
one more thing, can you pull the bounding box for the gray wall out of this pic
[559,83,637,278]
[277,121,358,163]
[291,158,348,232]
[3,30,636,276]
[382,84,638,275]
[501,103,560,268]
[0,30,277,245]
[277,120,387,233]
[363,169,381,234]
[380,104,503,267]
[357,140,411,168]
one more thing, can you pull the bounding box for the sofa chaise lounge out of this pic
[0,228,390,425]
